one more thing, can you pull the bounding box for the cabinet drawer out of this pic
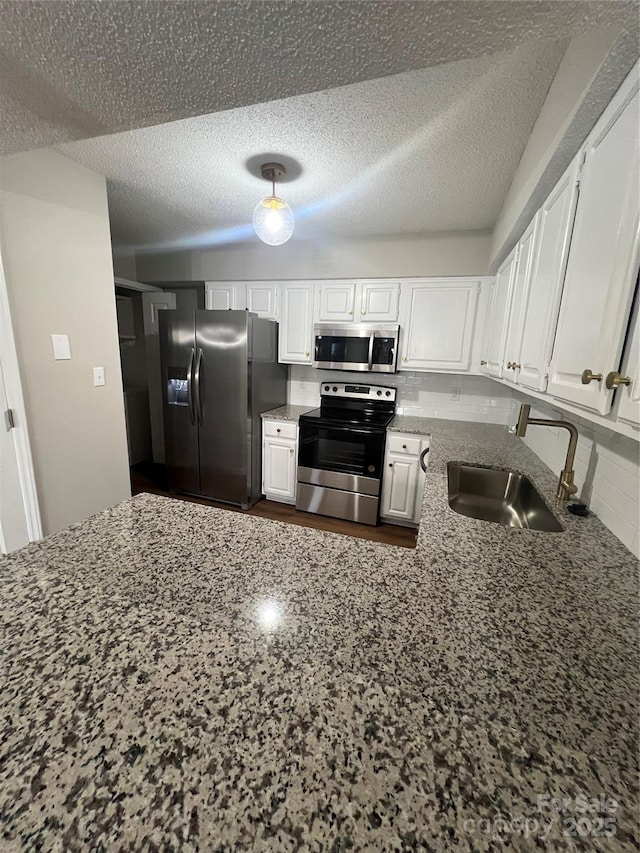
[264,420,297,440]
[387,434,422,455]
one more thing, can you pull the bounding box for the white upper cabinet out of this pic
[359,281,400,321]
[481,249,517,378]
[317,280,399,323]
[278,282,315,364]
[502,217,539,385]
[516,156,581,392]
[547,66,640,415]
[615,295,640,428]
[205,282,278,318]
[400,279,480,372]
[205,282,238,310]
[245,283,278,319]
[317,282,356,322]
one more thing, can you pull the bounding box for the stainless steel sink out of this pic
[447,463,563,532]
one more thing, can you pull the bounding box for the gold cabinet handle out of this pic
[480,360,487,366]
[506,361,513,369]
[605,371,632,389]
[581,369,603,385]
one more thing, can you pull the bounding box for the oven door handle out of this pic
[367,333,374,371]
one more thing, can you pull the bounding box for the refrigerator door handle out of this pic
[194,347,204,425]
[187,347,196,425]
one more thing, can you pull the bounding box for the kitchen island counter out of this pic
[1,420,637,851]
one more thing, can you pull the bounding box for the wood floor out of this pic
[130,463,417,549]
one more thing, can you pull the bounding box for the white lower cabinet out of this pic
[381,432,430,526]
[262,419,298,504]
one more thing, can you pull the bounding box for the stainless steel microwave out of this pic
[313,324,399,373]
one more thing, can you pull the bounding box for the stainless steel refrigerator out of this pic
[159,310,287,508]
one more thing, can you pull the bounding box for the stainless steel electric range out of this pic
[296,382,397,526]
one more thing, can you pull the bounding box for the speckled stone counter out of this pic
[388,413,433,435]
[1,420,638,851]
[261,404,312,422]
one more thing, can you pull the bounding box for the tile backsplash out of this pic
[288,366,519,424]
[519,399,640,559]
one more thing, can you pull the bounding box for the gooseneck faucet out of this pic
[514,404,579,501]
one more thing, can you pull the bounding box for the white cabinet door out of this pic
[548,68,640,414]
[263,437,296,501]
[381,453,419,521]
[317,282,356,322]
[481,249,517,378]
[205,282,240,310]
[615,298,640,428]
[399,279,480,372]
[502,217,539,385]
[517,156,581,392]
[278,283,315,364]
[246,283,278,319]
[359,281,400,321]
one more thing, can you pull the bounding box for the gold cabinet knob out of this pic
[402,444,407,449]
[388,463,393,468]
[581,369,603,385]
[402,356,407,362]
[276,428,281,433]
[506,361,513,369]
[361,309,366,315]
[289,448,294,454]
[480,360,487,366]
[513,364,521,370]
[605,371,632,389]
[348,310,353,315]
[305,351,310,356]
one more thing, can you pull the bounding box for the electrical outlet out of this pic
[93,367,105,387]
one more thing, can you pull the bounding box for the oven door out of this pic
[297,421,386,495]
[313,326,398,373]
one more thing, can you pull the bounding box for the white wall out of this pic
[289,366,518,424]
[136,230,492,282]
[113,246,138,279]
[519,399,639,559]
[0,149,131,536]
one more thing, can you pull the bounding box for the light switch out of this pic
[51,334,71,360]
[93,367,105,387]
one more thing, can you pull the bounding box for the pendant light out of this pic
[253,162,295,245]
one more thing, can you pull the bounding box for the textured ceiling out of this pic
[0,0,638,156]
[58,41,567,248]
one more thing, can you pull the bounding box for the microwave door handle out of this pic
[194,347,204,426]
[187,347,196,425]
[367,333,374,371]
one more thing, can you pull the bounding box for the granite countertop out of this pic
[261,404,312,422]
[388,413,434,435]
[0,420,638,851]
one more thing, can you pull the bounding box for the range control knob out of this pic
[324,385,330,391]
[377,390,382,396]
[332,386,338,392]
[385,391,391,397]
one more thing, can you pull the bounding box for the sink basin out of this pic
[447,463,563,532]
